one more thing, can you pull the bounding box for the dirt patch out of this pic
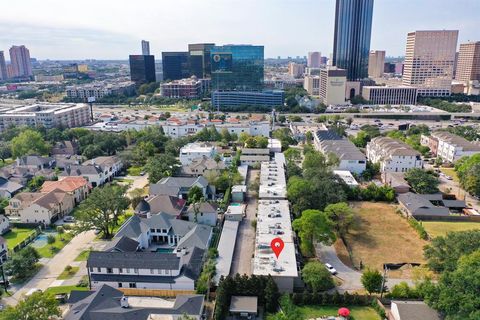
[341,202,428,278]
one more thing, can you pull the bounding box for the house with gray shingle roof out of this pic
[65,284,205,320]
[149,176,215,200]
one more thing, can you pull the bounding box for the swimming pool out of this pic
[30,232,58,248]
[156,248,174,253]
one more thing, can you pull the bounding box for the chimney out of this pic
[120,296,129,308]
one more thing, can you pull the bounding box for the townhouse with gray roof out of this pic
[65,284,205,320]
[367,136,423,173]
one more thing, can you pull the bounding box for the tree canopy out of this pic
[11,129,50,158]
[405,168,439,194]
[302,261,335,292]
[1,291,61,320]
[145,154,180,184]
[292,209,336,257]
[361,268,384,295]
[455,154,480,197]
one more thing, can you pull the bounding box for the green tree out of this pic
[82,144,103,159]
[424,230,480,272]
[302,261,335,292]
[187,186,204,204]
[361,268,384,295]
[0,141,12,162]
[455,154,480,197]
[11,129,50,158]
[264,276,280,313]
[129,188,145,211]
[292,209,336,257]
[244,137,257,148]
[404,168,439,194]
[324,202,355,238]
[284,148,301,163]
[75,184,130,238]
[424,250,480,319]
[27,176,46,192]
[4,247,41,281]
[1,291,61,320]
[145,154,180,183]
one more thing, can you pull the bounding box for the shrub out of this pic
[65,265,72,272]
[408,218,429,240]
[56,226,64,234]
[47,235,56,244]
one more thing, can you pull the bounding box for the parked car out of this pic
[63,216,75,223]
[325,263,338,275]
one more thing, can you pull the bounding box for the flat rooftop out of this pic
[215,220,240,284]
[258,157,287,199]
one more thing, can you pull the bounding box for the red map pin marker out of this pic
[271,238,285,259]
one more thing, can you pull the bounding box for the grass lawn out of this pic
[342,202,427,277]
[127,166,144,176]
[45,285,89,295]
[74,250,91,261]
[3,227,36,250]
[36,233,74,258]
[0,158,14,169]
[300,305,380,320]
[423,221,480,238]
[114,177,134,184]
[440,167,459,182]
[57,266,79,280]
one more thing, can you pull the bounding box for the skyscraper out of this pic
[210,45,264,91]
[188,43,215,78]
[332,0,374,81]
[162,52,190,81]
[402,30,458,96]
[129,55,156,85]
[141,40,150,56]
[0,51,7,80]
[456,41,480,82]
[368,50,385,78]
[307,52,322,68]
[9,45,33,78]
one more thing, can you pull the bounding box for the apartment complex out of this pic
[314,130,366,174]
[0,51,7,81]
[0,103,91,132]
[288,62,305,78]
[455,41,480,82]
[362,86,418,105]
[403,30,458,96]
[421,131,480,163]
[160,77,210,98]
[366,137,423,173]
[368,50,386,78]
[9,45,33,78]
[66,81,135,100]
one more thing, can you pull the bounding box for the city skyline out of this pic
[0,0,479,60]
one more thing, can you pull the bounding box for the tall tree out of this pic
[0,141,12,162]
[361,268,384,295]
[4,246,40,281]
[404,168,439,194]
[302,261,335,292]
[324,202,355,238]
[75,184,130,238]
[11,129,50,158]
[1,292,61,320]
[145,154,180,183]
[292,209,336,257]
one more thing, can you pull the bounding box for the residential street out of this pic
[3,230,100,306]
[230,169,259,276]
[316,244,415,292]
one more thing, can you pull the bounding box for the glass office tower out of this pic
[332,0,374,81]
[188,43,215,78]
[162,52,190,81]
[129,55,156,85]
[210,45,264,91]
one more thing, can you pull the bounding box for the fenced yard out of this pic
[422,221,480,238]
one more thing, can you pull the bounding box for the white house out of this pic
[366,136,423,173]
[186,202,218,226]
[430,131,480,163]
[179,143,217,166]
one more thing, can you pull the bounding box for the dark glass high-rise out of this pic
[129,55,156,85]
[332,0,374,81]
[161,52,190,81]
[210,45,264,91]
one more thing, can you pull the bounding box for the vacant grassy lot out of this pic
[45,285,88,295]
[57,266,79,280]
[3,227,36,250]
[440,167,459,182]
[423,221,480,238]
[342,202,427,277]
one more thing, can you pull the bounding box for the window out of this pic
[89,267,93,272]
[118,283,123,288]
[97,267,101,272]
[107,268,113,274]
[165,269,170,275]
[126,268,130,274]
[119,268,123,273]
[150,269,154,274]
[134,268,138,273]
[129,283,136,288]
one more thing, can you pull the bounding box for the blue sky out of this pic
[0,0,478,60]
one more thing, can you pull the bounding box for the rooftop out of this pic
[315,130,366,161]
[258,156,287,199]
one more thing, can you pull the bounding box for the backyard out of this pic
[3,227,37,250]
[35,232,74,258]
[340,202,427,277]
[422,221,480,238]
[267,305,380,320]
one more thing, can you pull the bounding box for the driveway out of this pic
[3,230,98,306]
[316,244,416,292]
[230,169,259,276]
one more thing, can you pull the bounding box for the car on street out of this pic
[325,263,338,275]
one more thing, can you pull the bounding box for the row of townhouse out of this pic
[421,131,480,163]
[366,136,424,173]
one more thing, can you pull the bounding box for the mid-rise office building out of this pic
[362,86,418,105]
[212,90,283,109]
[403,30,458,97]
[141,40,150,55]
[319,67,347,105]
[304,74,320,95]
[456,41,480,83]
[160,77,209,99]
[288,62,305,78]
[129,55,156,85]
[0,103,91,132]
[161,52,190,81]
[9,45,33,78]
[332,0,374,81]
[307,52,322,68]
[0,51,7,80]
[211,45,264,91]
[368,50,386,78]
[188,43,215,78]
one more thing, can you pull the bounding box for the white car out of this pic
[325,263,338,275]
